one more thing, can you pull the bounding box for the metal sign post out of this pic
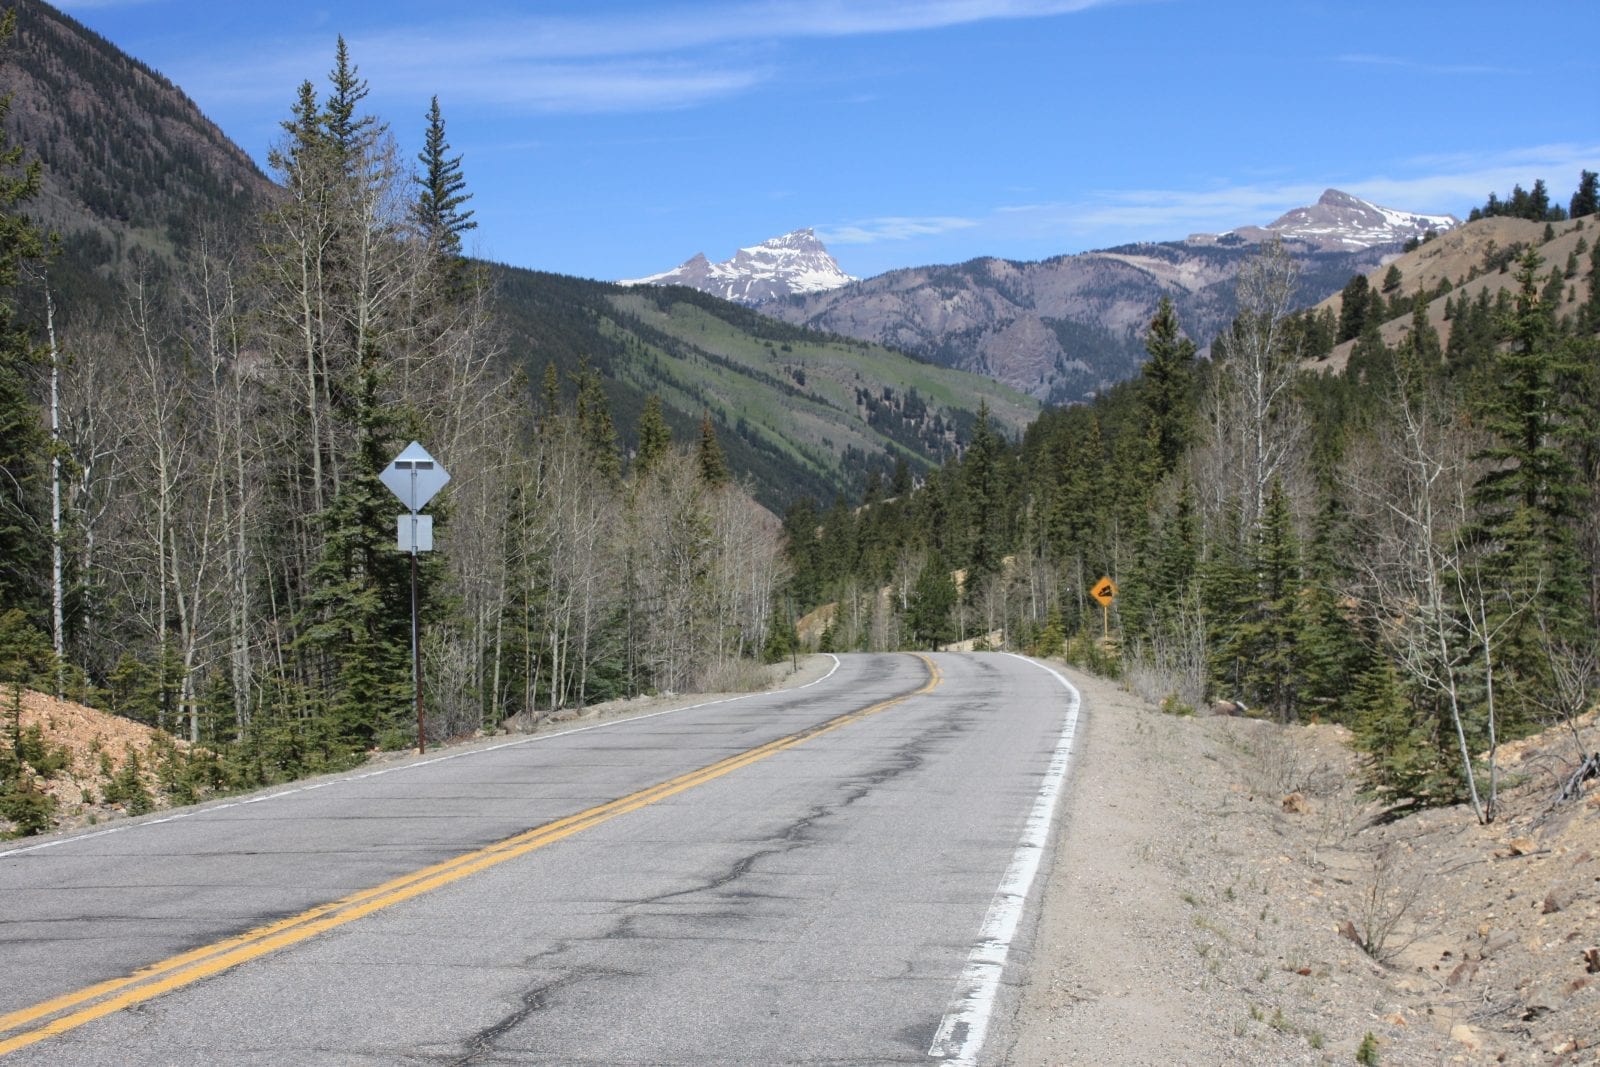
[381,442,450,754]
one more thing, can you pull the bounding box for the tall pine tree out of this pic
[412,96,476,259]
[1140,296,1196,475]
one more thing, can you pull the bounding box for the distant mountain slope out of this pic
[621,229,855,303]
[0,0,272,308]
[490,266,1038,510]
[764,191,1449,402]
[766,240,1387,403]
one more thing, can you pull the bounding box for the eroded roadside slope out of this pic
[1007,666,1599,1066]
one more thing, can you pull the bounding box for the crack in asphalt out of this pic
[450,958,585,1066]
[451,700,974,1063]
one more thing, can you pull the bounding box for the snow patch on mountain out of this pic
[622,228,855,304]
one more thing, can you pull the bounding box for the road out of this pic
[0,652,1080,1065]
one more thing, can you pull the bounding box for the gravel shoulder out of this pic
[1004,663,1600,1066]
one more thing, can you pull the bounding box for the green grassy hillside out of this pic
[490,265,1039,510]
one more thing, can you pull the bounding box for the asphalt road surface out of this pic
[0,652,1081,1065]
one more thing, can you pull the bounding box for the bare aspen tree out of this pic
[183,239,260,735]
[44,280,62,696]
[1343,365,1496,822]
[1194,239,1309,536]
[57,319,134,681]
[630,452,712,693]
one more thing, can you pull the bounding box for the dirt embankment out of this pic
[1,687,176,834]
[1010,667,1600,1066]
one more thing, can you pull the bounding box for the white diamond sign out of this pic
[381,442,450,513]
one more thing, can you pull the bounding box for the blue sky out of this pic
[56,0,1600,282]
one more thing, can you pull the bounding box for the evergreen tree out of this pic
[1401,293,1442,367]
[322,37,379,166]
[0,10,49,624]
[1581,242,1600,335]
[1572,169,1600,220]
[274,80,327,180]
[1348,303,1393,389]
[633,394,671,477]
[1295,497,1367,719]
[695,410,729,486]
[817,497,859,591]
[298,344,416,754]
[573,365,620,481]
[760,602,795,664]
[1349,655,1451,808]
[1201,501,1255,699]
[1336,274,1370,343]
[956,401,1007,576]
[1471,249,1585,730]
[1528,178,1552,221]
[539,361,562,425]
[1238,478,1303,721]
[890,456,912,497]
[907,554,957,650]
[1139,296,1196,474]
[782,497,823,608]
[412,96,475,258]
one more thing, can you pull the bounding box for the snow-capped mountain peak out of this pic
[1258,189,1459,250]
[1190,190,1460,252]
[621,228,855,304]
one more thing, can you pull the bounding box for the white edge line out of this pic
[0,655,843,860]
[928,652,1082,1065]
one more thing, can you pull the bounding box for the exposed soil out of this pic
[2,686,176,831]
[1008,664,1600,1066]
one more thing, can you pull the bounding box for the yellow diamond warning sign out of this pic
[1091,576,1117,607]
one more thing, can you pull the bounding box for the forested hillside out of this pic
[486,265,1037,511]
[0,0,270,311]
[0,34,816,833]
[787,172,1600,819]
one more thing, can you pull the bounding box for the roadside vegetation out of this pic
[788,172,1600,822]
[0,36,796,831]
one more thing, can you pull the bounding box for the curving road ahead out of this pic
[0,652,1080,1065]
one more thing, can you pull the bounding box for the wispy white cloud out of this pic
[172,0,1110,114]
[817,216,979,244]
[394,1,1110,61]
[1335,53,1517,77]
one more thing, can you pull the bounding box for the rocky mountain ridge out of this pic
[622,228,855,303]
[1215,188,1460,251]
[625,192,1457,403]
[762,191,1446,401]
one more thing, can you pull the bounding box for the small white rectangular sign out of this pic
[397,514,434,553]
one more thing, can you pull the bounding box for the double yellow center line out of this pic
[0,655,941,1056]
